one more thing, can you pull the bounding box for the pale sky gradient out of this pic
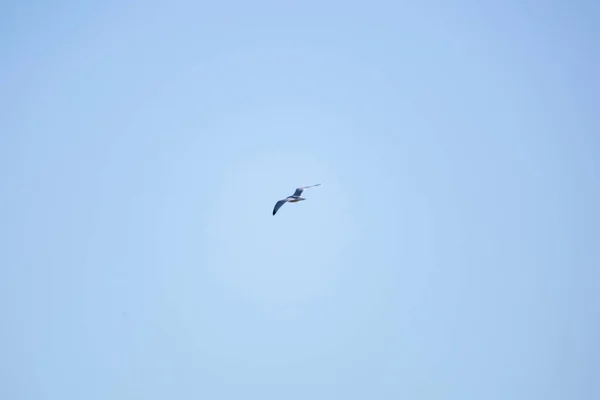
[1,1,599,399]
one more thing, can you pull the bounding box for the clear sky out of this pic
[1,1,599,399]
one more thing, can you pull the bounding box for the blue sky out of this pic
[1,1,599,399]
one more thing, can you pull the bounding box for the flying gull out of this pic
[272,184,321,215]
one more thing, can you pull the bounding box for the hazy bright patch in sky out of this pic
[1,1,599,399]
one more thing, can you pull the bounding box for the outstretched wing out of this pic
[293,183,321,196]
[272,199,287,215]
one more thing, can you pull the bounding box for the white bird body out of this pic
[272,184,320,215]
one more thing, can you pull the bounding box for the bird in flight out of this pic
[272,184,321,215]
